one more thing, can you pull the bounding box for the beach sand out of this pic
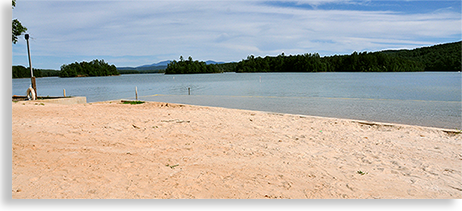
[12,100,461,199]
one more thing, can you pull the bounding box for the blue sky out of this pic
[10,0,462,69]
[264,0,461,14]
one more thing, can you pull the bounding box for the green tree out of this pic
[59,59,119,77]
[12,0,27,44]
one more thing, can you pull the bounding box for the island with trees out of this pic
[12,59,119,78]
[59,59,119,77]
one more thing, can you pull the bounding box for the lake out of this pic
[12,72,461,129]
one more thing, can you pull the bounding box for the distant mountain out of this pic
[205,60,225,65]
[117,60,225,73]
[137,60,172,68]
[116,60,171,74]
[118,60,171,69]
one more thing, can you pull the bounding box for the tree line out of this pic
[13,41,460,78]
[233,41,460,73]
[233,52,424,73]
[59,59,119,77]
[381,41,461,71]
[12,66,60,78]
[165,56,221,74]
[13,59,120,78]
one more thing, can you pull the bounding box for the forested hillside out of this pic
[382,41,461,71]
[234,52,424,72]
[233,41,461,73]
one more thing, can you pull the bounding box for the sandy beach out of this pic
[12,100,461,199]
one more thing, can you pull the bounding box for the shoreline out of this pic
[182,100,460,132]
[136,98,461,131]
[138,93,461,130]
[12,100,461,198]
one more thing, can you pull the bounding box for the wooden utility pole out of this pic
[25,34,37,98]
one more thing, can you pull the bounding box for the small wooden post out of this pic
[188,87,191,95]
[63,89,66,97]
[135,86,138,100]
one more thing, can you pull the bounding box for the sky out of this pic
[10,0,462,70]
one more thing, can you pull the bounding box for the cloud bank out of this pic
[12,0,461,69]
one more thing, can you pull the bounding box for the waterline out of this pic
[142,93,461,104]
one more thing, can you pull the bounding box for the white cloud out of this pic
[12,0,461,69]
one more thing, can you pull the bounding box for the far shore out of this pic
[12,100,461,199]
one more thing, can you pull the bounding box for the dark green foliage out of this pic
[12,0,27,44]
[59,59,119,77]
[122,100,145,105]
[235,51,424,73]
[12,66,60,78]
[216,62,238,72]
[165,56,221,74]
[233,41,460,72]
[39,69,60,77]
[381,41,461,71]
[12,65,32,78]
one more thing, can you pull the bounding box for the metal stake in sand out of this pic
[25,34,37,98]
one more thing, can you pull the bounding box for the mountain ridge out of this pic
[117,60,224,70]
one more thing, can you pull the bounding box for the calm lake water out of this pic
[12,72,461,129]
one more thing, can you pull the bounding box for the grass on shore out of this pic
[122,100,145,105]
